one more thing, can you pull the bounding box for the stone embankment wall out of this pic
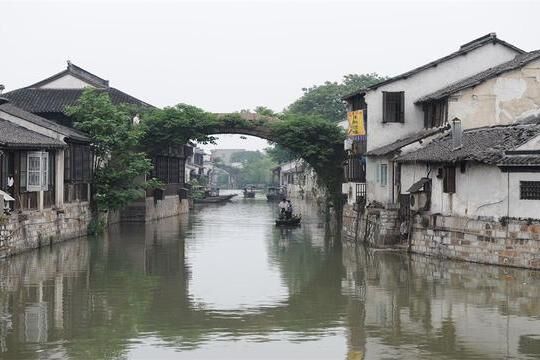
[342,204,401,247]
[120,195,189,222]
[0,201,91,258]
[410,214,540,270]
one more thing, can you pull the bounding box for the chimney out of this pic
[0,84,4,95]
[452,117,463,150]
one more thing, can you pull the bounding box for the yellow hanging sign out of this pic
[347,110,365,136]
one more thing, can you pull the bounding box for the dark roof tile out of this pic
[3,87,153,114]
[396,124,540,164]
[0,102,89,142]
[367,126,449,156]
[0,118,64,148]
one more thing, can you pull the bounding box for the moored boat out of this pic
[194,194,237,204]
[266,186,285,201]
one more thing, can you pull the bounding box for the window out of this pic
[520,181,540,200]
[423,99,448,128]
[154,156,185,184]
[443,166,456,194]
[26,151,48,192]
[379,164,388,186]
[65,144,92,183]
[383,91,404,123]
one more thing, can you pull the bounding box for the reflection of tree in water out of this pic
[2,212,540,359]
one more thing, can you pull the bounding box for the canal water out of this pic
[0,194,540,359]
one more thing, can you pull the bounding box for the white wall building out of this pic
[398,123,540,220]
[342,33,525,206]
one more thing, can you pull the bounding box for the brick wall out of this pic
[411,214,540,269]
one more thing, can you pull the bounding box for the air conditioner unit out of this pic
[407,177,431,212]
[410,192,430,212]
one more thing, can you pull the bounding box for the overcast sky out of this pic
[1,0,539,150]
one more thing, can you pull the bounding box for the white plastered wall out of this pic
[39,74,94,89]
[449,59,540,128]
[401,162,540,219]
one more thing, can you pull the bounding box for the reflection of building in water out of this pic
[342,244,540,359]
[23,302,48,343]
[0,237,90,355]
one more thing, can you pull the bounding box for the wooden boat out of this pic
[194,194,237,204]
[275,215,301,227]
[243,186,256,198]
[266,186,285,201]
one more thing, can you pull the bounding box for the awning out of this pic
[407,178,431,193]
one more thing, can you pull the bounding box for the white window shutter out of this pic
[26,151,48,192]
[27,152,42,192]
[41,152,49,191]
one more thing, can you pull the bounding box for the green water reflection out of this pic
[0,197,539,359]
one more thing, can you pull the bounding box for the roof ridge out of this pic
[416,50,540,103]
[27,61,109,89]
[343,33,525,100]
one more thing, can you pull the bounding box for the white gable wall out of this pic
[38,74,94,89]
[448,59,540,128]
[365,43,520,205]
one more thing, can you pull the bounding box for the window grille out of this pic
[520,181,540,200]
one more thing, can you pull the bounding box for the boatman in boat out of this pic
[286,200,293,219]
[279,198,288,218]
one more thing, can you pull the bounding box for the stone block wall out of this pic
[120,195,189,222]
[0,201,91,258]
[342,204,401,247]
[410,214,540,270]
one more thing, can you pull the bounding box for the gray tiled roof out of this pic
[498,154,540,166]
[3,87,152,114]
[416,50,540,103]
[396,124,540,164]
[342,33,525,100]
[0,119,64,148]
[0,102,89,142]
[367,126,449,156]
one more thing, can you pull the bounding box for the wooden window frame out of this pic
[443,166,456,194]
[423,99,448,129]
[382,91,405,123]
[379,163,388,186]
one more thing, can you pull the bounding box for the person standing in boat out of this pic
[286,200,293,219]
[279,199,288,218]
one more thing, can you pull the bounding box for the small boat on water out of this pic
[243,186,256,198]
[266,186,286,201]
[192,186,237,204]
[275,215,301,227]
[194,194,237,204]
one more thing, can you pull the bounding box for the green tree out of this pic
[285,73,387,122]
[140,104,218,153]
[269,113,345,203]
[254,106,276,117]
[67,89,154,212]
[265,144,296,164]
[230,150,264,164]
